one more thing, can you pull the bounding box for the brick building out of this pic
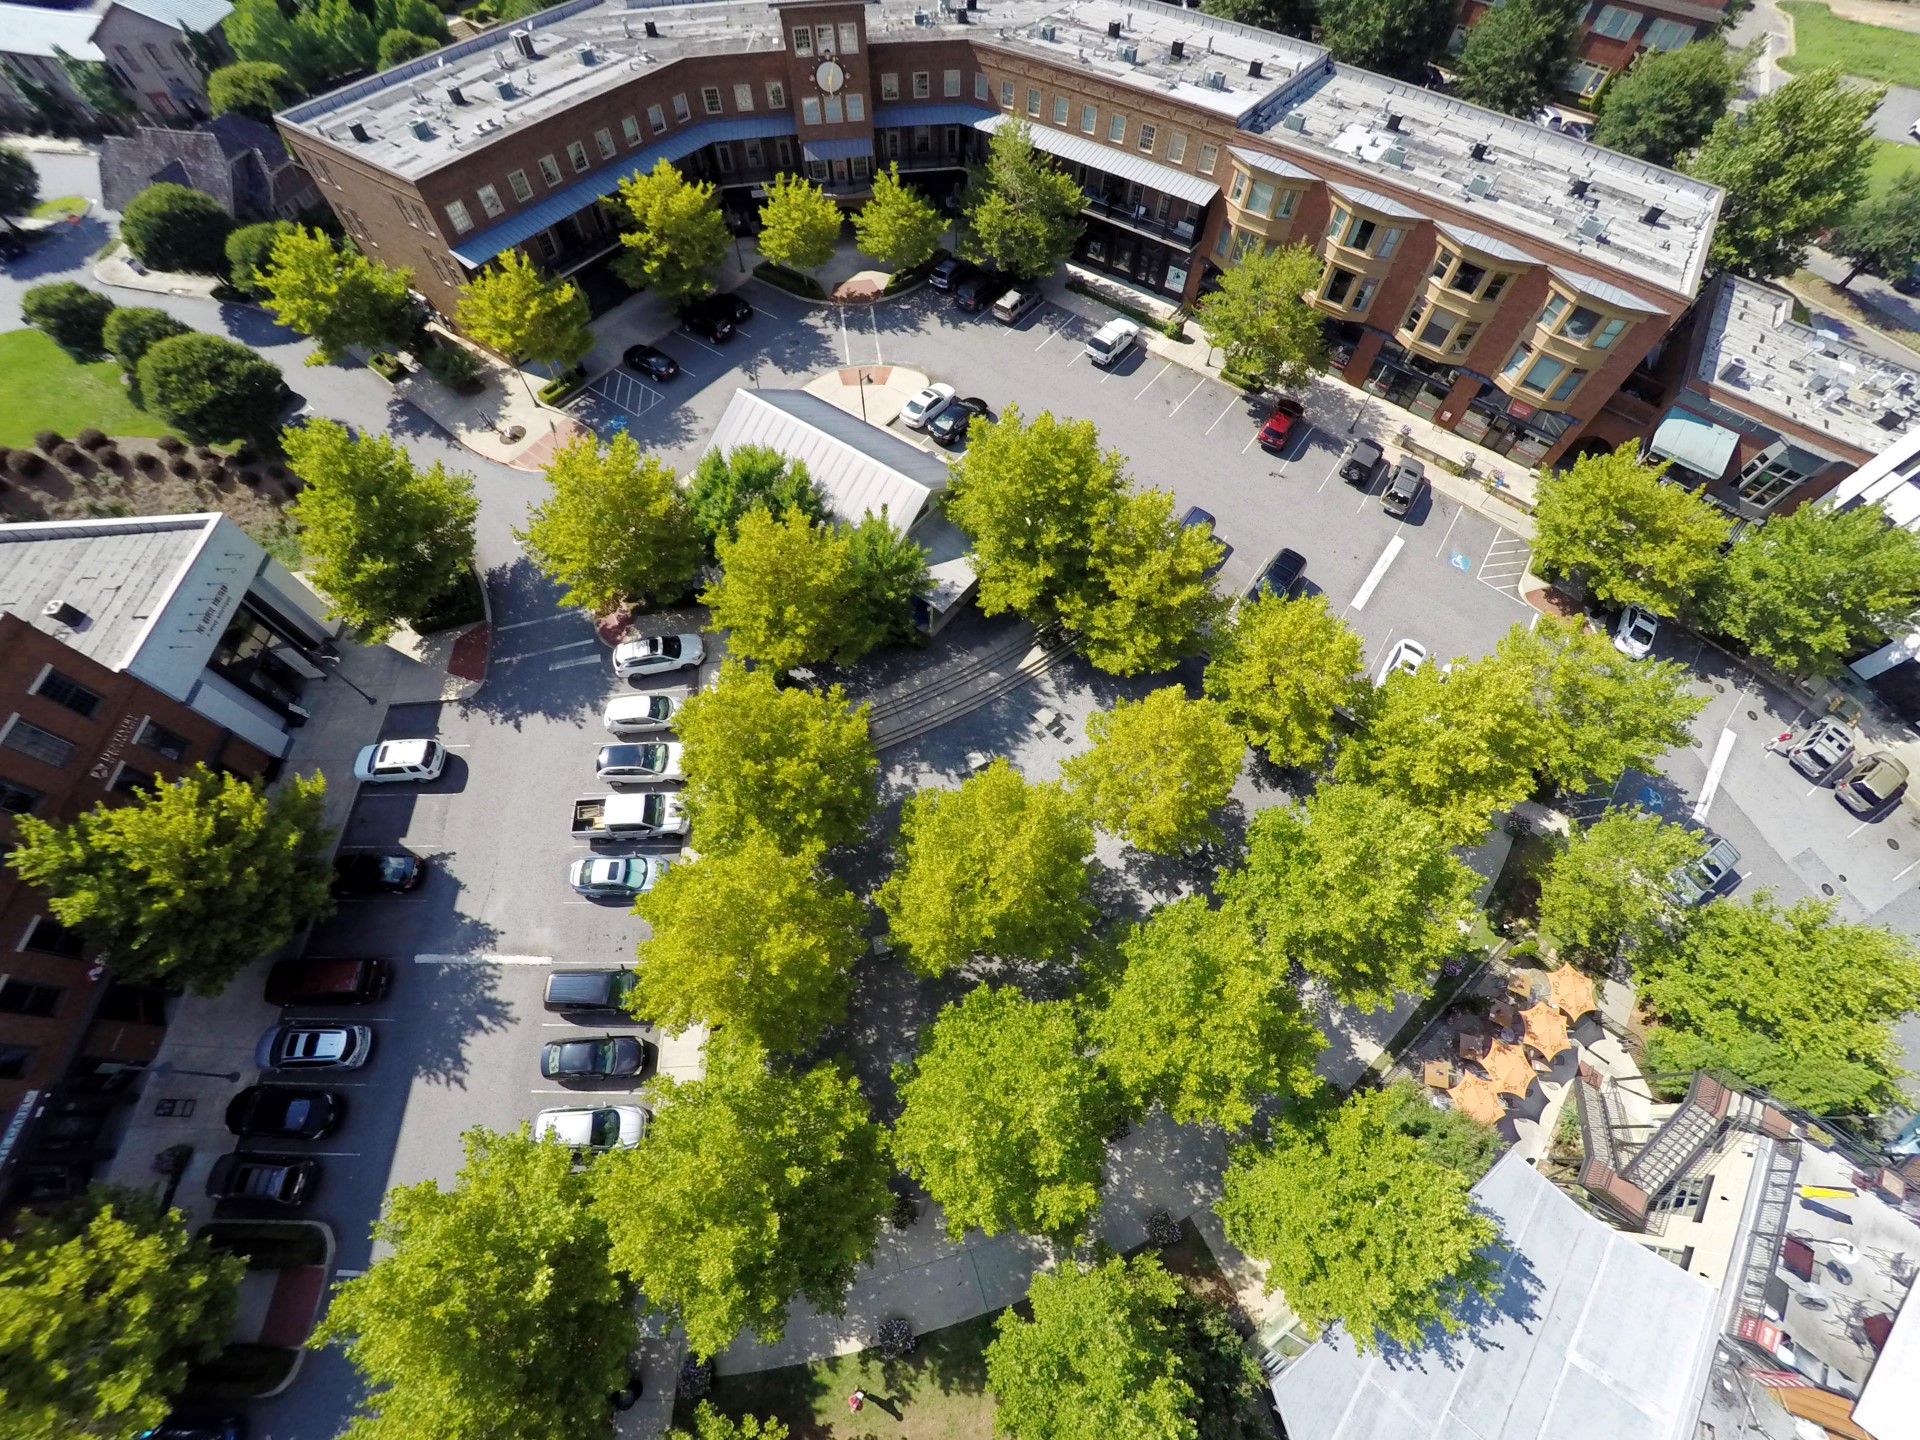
[1453,0,1737,105]
[0,515,332,1204]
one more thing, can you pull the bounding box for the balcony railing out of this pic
[1080,193,1199,249]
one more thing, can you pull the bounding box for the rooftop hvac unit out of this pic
[1575,214,1604,239]
[41,600,88,629]
[1469,141,1487,161]
[446,83,466,104]
[576,42,597,63]
[1384,111,1401,132]
[1039,22,1056,38]
[1642,204,1664,225]
[1719,355,1748,383]
[510,27,536,59]
[1108,18,1122,36]
[1568,177,1588,198]
[1281,110,1304,131]
[1118,42,1137,61]
[1205,69,1227,89]
[410,117,433,138]
[1382,144,1405,165]
[1170,38,1184,58]
[495,77,516,98]
[1248,58,1262,77]
[644,18,658,35]
[349,120,371,141]
[1466,173,1493,197]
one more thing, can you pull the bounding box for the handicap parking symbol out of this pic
[1640,784,1664,812]
[1449,552,1472,573]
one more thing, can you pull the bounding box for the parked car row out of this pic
[536,968,655,1149]
[1778,718,1910,816]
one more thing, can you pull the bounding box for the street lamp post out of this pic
[857,368,871,425]
[150,1061,241,1084]
[315,652,377,706]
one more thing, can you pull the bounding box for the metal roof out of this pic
[1437,221,1540,264]
[0,5,104,60]
[1229,144,1314,181]
[977,113,1221,206]
[451,113,796,265]
[109,0,234,33]
[704,389,950,534]
[1328,184,1424,220]
[0,515,217,670]
[804,136,872,161]
[1548,266,1664,314]
[873,102,996,128]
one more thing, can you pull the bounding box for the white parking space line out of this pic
[838,308,850,366]
[1434,505,1464,557]
[415,953,556,964]
[1167,377,1206,416]
[496,612,591,631]
[1691,728,1739,823]
[1242,430,1261,454]
[682,335,725,357]
[1349,535,1406,612]
[866,306,883,364]
[292,1150,361,1158]
[1035,326,1061,351]
[1847,819,1874,838]
[1892,858,1920,884]
[1476,534,1535,606]
[496,639,595,666]
[1134,360,1172,398]
[1204,396,1238,434]
[550,654,601,671]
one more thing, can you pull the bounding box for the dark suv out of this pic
[679,294,737,343]
[1339,439,1384,487]
[929,256,974,291]
[954,270,1006,312]
[543,968,642,1017]
[265,957,390,1006]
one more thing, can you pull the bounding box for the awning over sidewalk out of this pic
[1649,407,1741,479]
[977,114,1220,206]
[803,136,874,162]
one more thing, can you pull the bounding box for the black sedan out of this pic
[225,1085,343,1140]
[704,291,753,325]
[928,396,992,447]
[1247,547,1307,602]
[679,294,738,343]
[333,848,424,896]
[205,1152,318,1206]
[540,1035,648,1082]
[134,1415,246,1440]
[623,343,679,381]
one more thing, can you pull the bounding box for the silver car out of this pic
[595,742,684,784]
[1669,838,1740,906]
[1787,718,1854,782]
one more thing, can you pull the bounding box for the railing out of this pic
[1080,193,1199,248]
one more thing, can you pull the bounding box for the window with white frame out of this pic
[1589,4,1640,39]
[538,154,562,185]
[1197,142,1217,174]
[622,115,641,145]
[136,716,189,759]
[536,230,560,263]
[1000,79,1013,107]
[1053,95,1068,124]
[852,154,870,180]
[945,69,961,96]
[568,140,589,172]
[745,138,763,167]
[1736,443,1818,506]
[445,198,473,234]
[477,184,504,218]
[1108,113,1125,143]
[702,86,723,114]
[767,81,785,107]
[815,24,833,52]
[914,71,930,98]
[1168,131,1188,165]
[648,103,666,132]
[29,668,100,719]
[673,92,691,122]
[824,94,843,122]
[802,95,822,124]
[839,22,858,53]
[734,82,754,110]
[715,144,733,173]
[1643,17,1694,48]
[0,716,76,768]
[881,71,899,99]
[792,25,812,54]
[975,72,989,100]
[1568,61,1610,95]
[1027,87,1041,117]
[847,93,864,122]
[1137,122,1156,152]
[595,127,615,158]
[1081,103,1096,133]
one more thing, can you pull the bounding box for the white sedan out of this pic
[534,1105,650,1153]
[1377,638,1429,684]
[569,854,671,898]
[899,382,956,430]
[1613,605,1659,659]
[352,739,446,784]
[612,633,704,679]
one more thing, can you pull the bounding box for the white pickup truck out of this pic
[570,792,688,839]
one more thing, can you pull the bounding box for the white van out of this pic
[993,288,1042,325]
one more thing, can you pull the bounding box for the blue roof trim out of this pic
[451,115,798,265]
[804,136,873,161]
[872,103,996,128]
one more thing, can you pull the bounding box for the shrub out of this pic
[34,430,63,453]
[877,1318,916,1358]
[138,333,285,445]
[134,451,164,473]
[15,452,46,479]
[367,351,408,383]
[376,26,438,67]
[676,1357,713,1400]
[120,182,234,276]
[102,306,193,376]
[536,366,585,405]
[21,283,115,358]
[51,444,83,468]
[156,435,187,454]
[422,341,483,390]
[169,456,197,477]
[192,445,217,461]
[198,458,226,482]
[75,428,108,450]
[99,447,123,468]
[1146,1209,1182,1248]
[232,443,260,466]
[0,447,12,472]
[224,220,295,294]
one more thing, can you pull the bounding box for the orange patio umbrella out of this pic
[1548,964,1599,1023]
[1479,1039,1537,1100]
[1423,1059,1462,1090]
[1447,1073,1508,1126]
[1520,1004,1573,1062]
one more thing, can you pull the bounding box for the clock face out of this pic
[815,59,845,94]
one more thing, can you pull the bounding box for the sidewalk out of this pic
[393,327,592,471]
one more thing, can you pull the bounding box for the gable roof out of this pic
[0,5,105,60]
[106,0,234,32]
[99,117,293,215]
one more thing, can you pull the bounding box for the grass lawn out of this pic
[1780,1,1920,87]
[0,328,177,449]
[683,1312,1000,1440]
[30,195,87,220]
[1865,139,1920,204]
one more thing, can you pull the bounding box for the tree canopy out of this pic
[1063,687,1243,853]
[7,766,332,995]
[1221,784,1477,1010]
[120,182,232,275]
[1089,895,1322,1130]
[138,332,284,445]
[101,305,190,377]
[260,226,414,365]
[0,145,39,227]
[1218,1088,1500,1350]
[377,27,438,67]
[207,59,298,119]
[456,251,592,378]
[877,759,1096,976]
[615,159,730,303]
[22,282,116,359]
[1060,485,1227,676]
[592,1040,891,1359]
[892,985,1119,1240]
[1532,440,1730,615]
[1704,502,1920,676]
[1830,171,1920,287]
[1537,808,1703,963]
[1194,242,1327,389]
[1593,40,1756,167]
[224,219,296,295]
[704,507,867,672]
[284,419,478,641]
[853,164,946,270]
[963,118,1086,280]
[0,1187,240,1440]
[843,509,932,653]
[517,432,702,613]
[315,1127,631,1440]
[1318,0,1455,78]
[1638,893,1920,1114]
[674,661,876,856]
[687,444,828,548]
[1372,1077,1503,1182]
[756,174,842,273]
[1450,0,1584,117]
[1203,591,1366,768]
[1201,0,1319,34]
[1688,66,1882,279]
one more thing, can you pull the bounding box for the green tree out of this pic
[56,48,134,121]
[1217,1088,1500,1350]
[516,432,702,612]
[1318,0,1455,78]
[120,181,233,275]
[1334,651,1548,845]
[1063,486,1228,676]
[1450,0,1584,117]
[207,59,298,118]
[1202,592,1366,768]
[877,759,1096,976]
[687,443,827,548]
[1495,616,1706,792]
[0,1187,240,1440]
[1689,66,1882,278]
[314,1126,631,1440]
[963,117,1085,280]
[704,507,866,671]
[945,405,1122,621]
[383,0,449,40]
[1203,0,1318,36]
[1193,241,1325,388]
[376,26,437,66]
[844,509,931,651]
[224,0,308,81]
[1639,893,1920,1114]
[1592,40,1755,167]
[260,225,414,364]
[7,766,332,994]
[1831,173,1920,287]
[892,985,1119,1240]
[615,158,729,303]
[101,305,189,376]
[852,163,946,270]
[21,281,116,358]
[137,332,284,445]
[674,661,876,856]
[456,251,592,394]
[224,218,296,293]
[1373,1077,1502,1181]
[1089,896,1322,1131]
[1221,784,1477,1010]
[676,1403,790,1440]
[1537,808,1704,962]
[1533,439,1730,615]
[0,144,40,227]
[1705,501,1920,676]
[592,1039,891,1359]
[295,0,378,77]
[630,833,865,1052]
[984,1254,1197,1440]
[756,173,842,274]
[283,418,478,641]
[1063,687,1243,853]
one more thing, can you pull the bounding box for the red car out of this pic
[1258,398,1307,453]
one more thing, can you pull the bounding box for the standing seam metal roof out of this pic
[977,113,1221,206]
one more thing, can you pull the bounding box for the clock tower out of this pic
[772,0,875,189]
